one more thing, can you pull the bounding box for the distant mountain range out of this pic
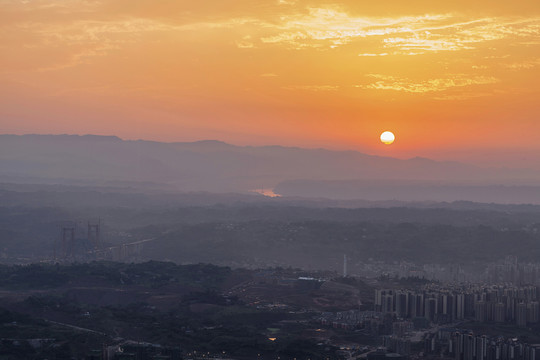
[1,134,539,203]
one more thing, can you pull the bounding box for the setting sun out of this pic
[380,131,395,145]
[1,0,539,161]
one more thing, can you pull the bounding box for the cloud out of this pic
[502,59,540,70]
[254,7,540,53]
[259,9,454,50]
[6,2,539,57]
[358,53,388,56]
[2,0,539,86]
[236,35,255,48]
[4,16,262,70]
[358,74,499,93]
[284,85,340,91]
[432,92,495,101]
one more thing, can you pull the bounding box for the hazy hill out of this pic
[275,179,540,204]
[1,134,539,202]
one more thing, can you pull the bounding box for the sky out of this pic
[1,0,539,167]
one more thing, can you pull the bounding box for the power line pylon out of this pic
[88,219,101,251]
[60,226,75,260]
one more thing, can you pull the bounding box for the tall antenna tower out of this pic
[343,254,348,278]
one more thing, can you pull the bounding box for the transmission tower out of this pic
[88,219,101,250]
[60,226,75,259]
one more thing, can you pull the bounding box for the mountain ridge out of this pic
[1,134,539,202]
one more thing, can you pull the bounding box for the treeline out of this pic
[143,220,540,268]
[0,261,233,290]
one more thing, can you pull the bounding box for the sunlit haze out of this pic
[4,4,540,356]
[1,0,539,167]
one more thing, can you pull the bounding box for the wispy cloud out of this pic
[6,3,539,66]
[358,53,389,57]
[5,16,262,70]
[284,85,340,91]
[432,92,496,101]
[277,0,297,4]
[358,74,499,93]
[502,58,540,70]
[256,7,540,53]
[2,0,539,105]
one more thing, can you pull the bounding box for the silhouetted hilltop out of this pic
[1,134,539,202]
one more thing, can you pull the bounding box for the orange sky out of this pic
[1,0,539,166]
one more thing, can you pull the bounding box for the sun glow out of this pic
[1,1,539,156]
[380,131,395,145]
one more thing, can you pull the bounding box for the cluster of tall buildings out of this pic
[486,257,540,286]
[353,261,475,282]
[318,310,392,334]
[383,336,412,356]
[425,329,540,360]
[374,284,540,326]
